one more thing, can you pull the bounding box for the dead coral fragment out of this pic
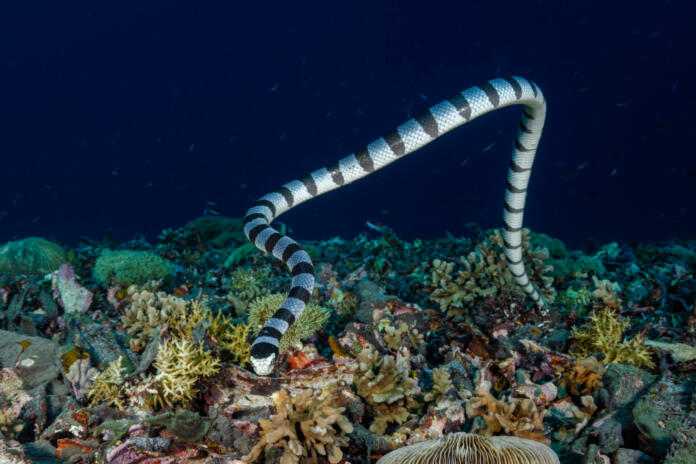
[243,388,353,464]
[86,356,127,411]
[151,337,220,408]
[248,293,330,355]
[376,432,559,464]
[570,308,653,369]
[350,345,419,435]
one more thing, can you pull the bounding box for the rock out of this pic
[632,376,687,458]
[614,448,653,464]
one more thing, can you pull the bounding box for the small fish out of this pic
[44,184,53,190]
[381,209,390,215]
[576,86,590,93]
[12,194,22,205]
[188,143,195,152]
[146,181,153,187]
[616,102,630,107]
[610,168,618,176]
[204,199,217,206]
[203,207,220,216]
[459,158,470,167]
[418,92,428,100]
[270,82,280,92]
[325,111,333,118]
[32,216,40,223]
[577,161,589,170]
[157,136,161,144]
[650,30,660,39]
[672,82,679,91]
[356,107,362,116]
[279,132,287,140]
[365,220,388,234]
[82,138,88,149]
[482,141,496,152]
[338,80,347,87]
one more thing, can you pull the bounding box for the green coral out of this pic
[208,311,252,366]
[0,237,66,276]
[228,266,271,312]
[93,249,174,287]
[248,293,330,355]
[570,308,654,369]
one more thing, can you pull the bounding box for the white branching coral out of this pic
[151,337,220,408]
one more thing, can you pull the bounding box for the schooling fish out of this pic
[365,220,388,234]
[482,141,496,152]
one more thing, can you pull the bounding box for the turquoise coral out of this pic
[93,249,174,287]
[0,237,66,276]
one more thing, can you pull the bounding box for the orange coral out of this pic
[559,357,605,396]
[465,379,548,444]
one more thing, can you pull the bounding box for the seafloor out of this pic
[0,216,694,464]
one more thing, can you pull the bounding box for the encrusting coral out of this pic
[569,308,654,369]
[350,345,419,435]
[248,293,330,355]
[243,388,353,464]
[558,357,605,396]
[427,229,555,317]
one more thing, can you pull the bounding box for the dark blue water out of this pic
[2,0,694,248]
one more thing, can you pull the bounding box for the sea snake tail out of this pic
[243,76,547,376]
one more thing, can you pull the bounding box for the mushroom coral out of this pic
[376,432,559,464]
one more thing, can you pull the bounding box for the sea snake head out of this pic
[250,343,277,376]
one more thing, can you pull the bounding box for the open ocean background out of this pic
[1,0,694,248]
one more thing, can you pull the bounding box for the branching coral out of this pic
[121,288,208,351]
[243,388,353,464]
[423,368,453,402]
[465,379,548,444]
[569,308,653,369]
[86,356,128,411]
[207,311,252,366]
[150,337,220,408]
[228,266,271,311]
[248,293,330,355]
[428,229,555,317]
[350,345,419,435]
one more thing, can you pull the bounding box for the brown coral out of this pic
[350,345,420,435]
[559,357,605,396]
[465,379,549,444]
[243,388,353,464]
[376,432,559,464]
[428,229,555,317]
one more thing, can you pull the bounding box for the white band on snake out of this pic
[243,76,547,376]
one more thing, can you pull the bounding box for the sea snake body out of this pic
[243,76,547,376]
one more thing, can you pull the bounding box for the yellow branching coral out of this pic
[466,379,548,444]
[570,308,653,369]
[428,229,555,316]
[248,293,330,355]
[150,337,220,408]
[208,311,252,367]
[243,388,353,464]
[86,356,127,411]
[350,345,419,435]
